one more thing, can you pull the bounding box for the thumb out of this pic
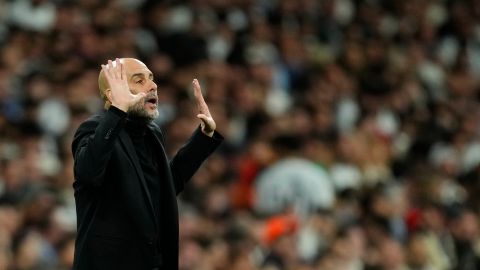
[197,113,208,122]
[133,92,146,102]
[197,114,216,131]
[197,114,213,124]
[197,114,207,127]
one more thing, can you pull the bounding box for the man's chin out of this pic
[146,107,159,119]
[148,111,159,120]
[127,109,158,122]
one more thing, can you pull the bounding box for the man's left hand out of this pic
[193,79,216,137]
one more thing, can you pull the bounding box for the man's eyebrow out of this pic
[130,72,154,79]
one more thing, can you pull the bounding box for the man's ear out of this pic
[106,88,112,102]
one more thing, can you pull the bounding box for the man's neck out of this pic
[126,113,153,125]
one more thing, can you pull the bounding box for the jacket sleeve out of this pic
[71,107,127,187]
[166,127,223,194]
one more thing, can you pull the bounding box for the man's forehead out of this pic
[126,68,153,77]
[121,58,151,75]
[125,65,153,77]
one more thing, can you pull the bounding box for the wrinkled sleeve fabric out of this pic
[72,106,127,187]
[167,127,223,195]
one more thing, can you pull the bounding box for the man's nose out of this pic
[147,80,157,92]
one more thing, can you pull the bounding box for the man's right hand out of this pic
[101,58,146,112]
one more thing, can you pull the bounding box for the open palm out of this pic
[102,59,145,112]
[193,79,216,137]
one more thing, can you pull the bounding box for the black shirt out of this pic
[125,118,161,220]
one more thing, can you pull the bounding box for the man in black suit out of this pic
[71,58,222,270]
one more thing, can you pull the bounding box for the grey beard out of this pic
[127,99,158,121]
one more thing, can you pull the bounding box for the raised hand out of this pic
[101,58,146,112]
[193,79,216,137]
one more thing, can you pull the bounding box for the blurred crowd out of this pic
[1,0,480,269]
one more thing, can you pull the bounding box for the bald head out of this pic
[98,58,149,108]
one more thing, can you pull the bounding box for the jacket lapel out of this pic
[118,130,159,229]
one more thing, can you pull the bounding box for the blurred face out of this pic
[123,58,159,120]
[379,238,405,268]
[451,211,480,241]
[407,235,428,267]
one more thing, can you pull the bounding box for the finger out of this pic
[115,58,122,80]
[112,58,119,79]
[197,114,215,125]
[132,92,147,103]
[197,114,208,127]
[102,64,112,80]
[108,60,117,79]
[199,104,211,117]
[119,59,125,80]
[197,114,210,122]
[101,64,107,76]
[106,60,113,79]
[197,114,216,131]
[193,79,207,105]
[193,79,202,98]
[192,79,211,115]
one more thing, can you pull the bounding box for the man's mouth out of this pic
[145,96,158,105]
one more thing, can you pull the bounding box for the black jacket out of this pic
[71,107,222,270]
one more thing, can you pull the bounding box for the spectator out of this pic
[254,134,335,218]
[1,0,480,269]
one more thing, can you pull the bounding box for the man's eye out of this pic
[136,80,143,84]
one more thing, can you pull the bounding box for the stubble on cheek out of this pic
[127,98,158,120]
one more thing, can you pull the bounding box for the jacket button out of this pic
[104,129,112,139]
